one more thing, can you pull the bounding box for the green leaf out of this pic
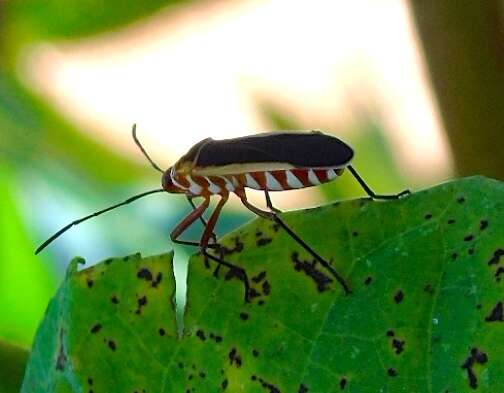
[22,177,504,392]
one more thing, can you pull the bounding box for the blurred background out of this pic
[1,0,503,390]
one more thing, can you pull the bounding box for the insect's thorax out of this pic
[167,166,345,196]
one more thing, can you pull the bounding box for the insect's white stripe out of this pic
[308,169,320,185]
[220,176,235,191]
[326,169,337,180]
[172,176,187,190]
[204,177,221,194]
[285,170,304,189]
[265,172,284,191]
[245,173,261,189]
[187,176,203,195]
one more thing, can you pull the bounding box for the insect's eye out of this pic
[162,169,174,191]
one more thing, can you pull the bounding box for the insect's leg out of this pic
[239,191,351,295]
[264,190,282,213]
[347,165,410,200]
[202,250,251,303]
[200,194,251,302]
[179,194,250,302]
[170,196,211,245]
[198,193,228,277]
[186,195,218,245]
[200,194,229,249]
[171,195,217,249]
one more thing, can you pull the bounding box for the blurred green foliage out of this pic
[0,340,29,393]
[3,0,189,45]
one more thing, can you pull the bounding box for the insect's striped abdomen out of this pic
[243,168,344,191]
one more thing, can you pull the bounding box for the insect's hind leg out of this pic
[347,165,410,200]
[243,192,351,295]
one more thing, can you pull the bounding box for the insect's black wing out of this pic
[195,131,353,168]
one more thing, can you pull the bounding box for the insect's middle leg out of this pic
[172,194,251,303]
[239,190,351,295]
[186,196,218,245]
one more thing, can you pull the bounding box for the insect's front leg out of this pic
[182,193,251,303]
[186,195,218,245]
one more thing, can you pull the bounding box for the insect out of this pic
[36,125,410,301]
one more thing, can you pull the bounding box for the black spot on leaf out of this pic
[159,328,166,336]
[90,324,102,334]
[461,347,488,389]
[252,375,280,392]
[252,349,259,357]
[135,295,148,314]
[480,220,488,230]
[228,348,242,367]
[209,332,223,343]
[387,368,397,377]
[496,267,504,281]
[464,235,474,242]
[485,302,503,322]
[394,290,404,304]
[262,281,271,295]
[339,378,347,389]
[221,379,228,390]
[137,268,153,281]
[152,272,163,288]
[196,330,206,341]
[364,276,373,285]
[298,383,309,392]
[252,271,267,283]
[291,252,332,292]
[257,237,272,247]
[447,218,456,224]
[424,213,433,220]
[239,312,249,321]
[107,340,116,351]
[110,295,119,304]
[86,278,94,288]
[392,338,405,354]
[221,237,244,256]
[457,196,466,204]
[488,249,504,265]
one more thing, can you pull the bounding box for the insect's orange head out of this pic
[162,167,184,194]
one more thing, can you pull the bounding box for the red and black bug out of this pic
[36,126,410,300]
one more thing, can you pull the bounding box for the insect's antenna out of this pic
[35,188,165,255]
[132,124,164,173]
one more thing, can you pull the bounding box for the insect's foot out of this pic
[397,189,411,198]
[224,266,251,303]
